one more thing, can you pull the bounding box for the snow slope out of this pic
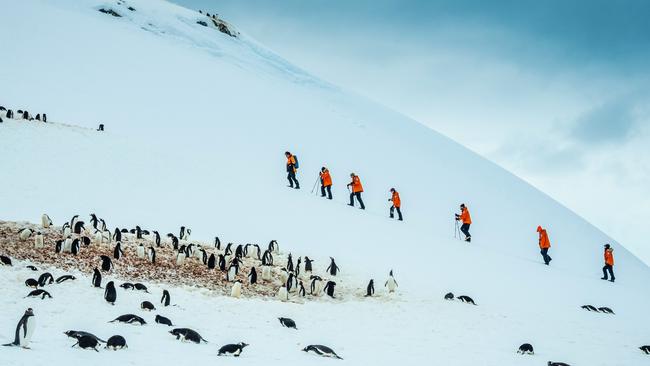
[1,0,649,365]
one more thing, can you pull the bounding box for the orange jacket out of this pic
[604,249,614,266]
[320,170,332,187]
[286,154,296,172]
[459,207,471,224]
[391,191,401,208]
[350,176,363,193]
[538,229,551,249]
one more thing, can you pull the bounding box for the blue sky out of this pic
[175,0,650,263]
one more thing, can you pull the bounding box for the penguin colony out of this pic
[0,104,48,123]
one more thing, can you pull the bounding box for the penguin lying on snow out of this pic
[155,315,173,326]
[302,344,343,359]
[120,282,134,290]
[26,265,38,271]
[457,295,477,305]
[640,345,650,354]
[0,255,12,266]
[25,289,52,299]
[56,275,76,284]
[598,307,615,314]
[517,343,534,354]
[106,335,128,350]
[548,362,571,366]
[3,308,36,348]
[278,317,297,329]
[218,342,248,357]
[72,335,100,352]
[444,292,455,300]
[64,330,106,344]
[581,305,598,312]
[134,283,149,293]
[25,279,39,288]
[141,301,156,311]
[38,272,54,287]
[169,328,207,343]
[110,314,146,325]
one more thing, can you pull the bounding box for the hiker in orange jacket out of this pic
[601,243,615,282]
[319,167,333,200]
[285,151,299,189]
[388,188,402,221]
[347,173,365,210]
[455,203,472,242]
[537,226,552,265]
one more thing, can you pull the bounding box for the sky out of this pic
[174,0,649,264]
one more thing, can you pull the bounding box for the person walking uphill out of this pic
[455,203,472,242]
[319,167,333,199]
[388,188,402,221]
[285,151,299,189]
[537,226,552,265]
[347,173,365,210]
[601,244,615,282]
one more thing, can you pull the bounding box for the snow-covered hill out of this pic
[1,0,649,365]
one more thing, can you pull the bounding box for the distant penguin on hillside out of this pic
[261,265,271,281]
[231,280,243,298]
[18,228,33,241]
[277,284,289,302]
[298,281,306,297]
[161,290,171,307]
[92,268,102,288]
[141,301,156,311]
[457,295,477,305]
[100,255,113,271]
[207,253,216,269]
[147,246,156,263]
[110,314,146,325]
[268,240,279,254]
[90,214,99,229]
[176,250,185,266]
[326,257,340,276]
[262,250,273,265]
[34,232,44,249]
[304,256,314,273]
[278,317,297,329]
[136,244,145,259]
[218,342,249,357]
[62,222,71,237]
[226,262,239,282]
[286,253,294,272]
[444,292,455,300]
[113,242,124,259]
[218,254,226,271]
[385,270,398,293]
[639,345,650,354]
[3,308,35,348]
[248,267,257,284]
[366,279,375,297]
[295,257,301,277]
[73,221,85,235]
[517,343,534,355]
[56,275,76,283]
[42,113,47,122]
[104,281,117,305]
[224,243,233,256]
[214,236,221,249]
[324,281,336,298]
[41,214,52,228]
[106,335,128,350]
[153,231,161,247]
[71,238,80,255]
[113,228,122,242]
[25,279,38,288]
[134,283,149,293]
[287,273,298,293]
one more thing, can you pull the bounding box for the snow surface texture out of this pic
[1,0,649,365]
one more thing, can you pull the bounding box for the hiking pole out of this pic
[311,173,320,195]
[454,219,460,240]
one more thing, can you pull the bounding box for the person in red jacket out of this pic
[285,151,299,189]
[601,243,615,282]
[347,173,365,210]
[455,203,472,242]
[537,226,552,265]
[319,167,333,200]
[388,188,402,221]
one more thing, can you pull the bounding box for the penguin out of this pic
[70,214,79,228]
[169,328,207,343]
[64,330,106,344]
[517,343,534,355]
[365,279,375,297]
[100,219,107,231]
[235,244,244,259]
[90,214,99,229]
[598,307,615,314]
[147,246,156,263]
[444,292,454,300]
[207,253,216,269]
[56,275,76,283]
[218,342,248,357]
[547,362,571,366]
[42,113,47,122]
[287,273,298,293]
[92,268,102,288]
[26,265,38,271]
[176,250,185,266]
[35,113,41,121]
[295,257,301,277]
[25,279,39,288]
[3,309,35,348]
[37,272,54,287]
[161,290,171,307]
[277,284,289,302]
[153,231,161,247]
[249,244,261,259]
[640,345,650,354]
[268,239,279,254]
[261,265,271,281]
[134,283,149,293]
[104,281,117,305]
[120,282,134,290]
[224,243,233,256]
[106,335,128,350]
[248,267,257,284]
[298,281,306,297]
[71,238,80,255]
[110,314,146,325]
[73,221,85,235]
[231,280,243,298]
[100,255,113,271]
[385,270,398,293]
[25,289,52,299]
[80,236,91,246]
[581,305,598,312]
[278,317,297,329]
[18,228,33,241]
[0,255,12,266]
[113,242,124,259]
[287,253,294,272]
[326,257,340,276]
[62,222,71,237]
[457,295,477,305]
[179,226,188,241]
[155,315,173,326]
[310,275,323,296]
[279,268,289,284]
[324,281,336,298]
[302,345,343,359]
[214,236,221,249]
[170,235,179,250]
[41,214,52,228]
[136,244,145,259]
[262,250,273,265]
[226,262,239,281]
[141,301,156,311]
[113,228,122,242]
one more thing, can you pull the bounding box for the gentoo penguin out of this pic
[251,244,261,259]
[62,222,71,237]
[262,250,273,265]
[277,284,289,302]
[235,244,244,259]
[279,268,289,284]
[106,335,128,350]
[324,281,336,298]
[18,228,33,241]
[37,272,54,287]
[365,279,375,297]
[155,315,173,326]
[169,235,179,250]
[134,283,149,293]
[295,257,301,277]
[0,255,12,266]
[248,267,257,284]
[41,214,52,228]
[71,238,80,255]
[147,246,156,263]
[218,342,249,357]
[100,255,113,271]
[92,268,102,288]
[62,237,72,253]
[80,236,91,246]
[286,253,294,272]
[517,343,534,355]
[581,305,598,312]
[176,250,185,266]
[100,219,107,231]
[169,328,207,343]
[34,232,44,249]
[113,242,124,259]
[261,265,271,281]
[25,289,52,299]
[141,301,156,311]
[231,280,243,298]
[136,244,145,259]
[90,214,99,229]
[224,243,233,256]
[457,295,477,305]
[207,254,216,269]
[287,273,298,293]
[3,308,35,348]
[268,239,279,254]
[640,345,650,354]
[153,231,161,247]
[73,221,85,235]
[110,314,146,325]
[161,290,171,307]
[214,236,221,249]
[278,317,297,329]
[26,265,38,271]
[326,257,340,276]
[385,270,398,293]
[598,307,615,314]
[298,281,306,297]
[104,281,117,305]
[310,275,323,296]
[120,282,135,290]
[547,362,571,366]
[444,292,454,300]
[113,228,122,242]
[302,344,343,359]
[226,262,239,282]
[64,330,106,344]
[25,279,39,288]
[56,275,76,284]
[42,113,47,122]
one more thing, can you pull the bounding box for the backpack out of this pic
[293,155,299,169]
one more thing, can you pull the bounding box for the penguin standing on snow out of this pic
[3,308,35,348]
[161,290,171,307]
[326,257,340,276]
[113,242,124,259]
[310,275,323,295]
[298,281,306,297]
[248,267,257,284]
[295,257,301,277]
[100,255,113,271]
[366,279,375,297]
[92,268,102,288]
[277,284,289,302]
[324,281,336,298]
[104,281,117,305]
[385,270,398,293]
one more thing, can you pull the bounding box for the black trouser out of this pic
[321,185,332,199]
[287,170,299,188]
[602,265,615,280]
[540,248,551,265]
[390,206,403,220]
[460,223,471,239]
[349,192,365,209]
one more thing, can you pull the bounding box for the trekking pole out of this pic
[454,219,460,240]
[310,174,320,195]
